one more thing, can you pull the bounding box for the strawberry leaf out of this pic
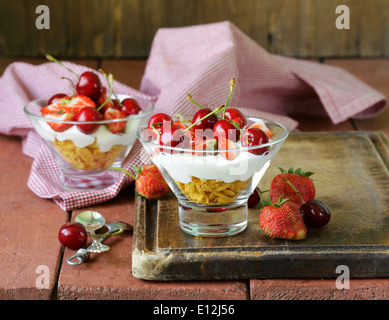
[279,167,314,177]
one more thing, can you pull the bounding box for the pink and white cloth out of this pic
[0,21,386,211]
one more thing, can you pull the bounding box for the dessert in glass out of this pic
[24,56,154,190]
[137,79,288,237]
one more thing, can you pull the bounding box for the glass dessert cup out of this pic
[24,95,154,190]
[137,117,289,237]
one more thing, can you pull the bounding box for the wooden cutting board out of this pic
[132,132,389,280]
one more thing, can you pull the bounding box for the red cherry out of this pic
[241,128,269,155]
[248,188,260,207]
[112,99,121,109]
[48,93,67,105]
[191,108,218,139]
[58,222,88,250]
[212,119,239,142]
[76,71,102,102]
[148,113,172,138]
[224,108,247,129]
[76,106,101,134]
[300,200,331,228]
[121,98,141,116]
[159,124,189,149]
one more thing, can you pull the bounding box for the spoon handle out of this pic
[66,230,119,265]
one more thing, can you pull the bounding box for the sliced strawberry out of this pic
[64,95,96,112]
[44,111,76,132]
[103,107,127,134]
[217,136,239,160]
[174,120,197,141]
[191,138,217,156]
[192,138,217,150]
[41,95,96,116]
[41,100,66,115]
[248,120,274,138]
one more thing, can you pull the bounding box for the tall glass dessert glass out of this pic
[137,117,289,237]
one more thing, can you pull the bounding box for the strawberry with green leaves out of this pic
[110,164,170,199]
[259,196,307,240]
[269,167,315,206]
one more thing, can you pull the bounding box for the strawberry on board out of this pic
[44,111,77,132]
[103,107,128,134]
[259,197,307,240]
[269,167,315,206]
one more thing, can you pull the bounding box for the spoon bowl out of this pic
[75,211,109,253]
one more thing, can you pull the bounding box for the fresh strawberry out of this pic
[269,167,315,206]
[103,107,127,134]
[259,197,307,240]
[217,136,239,160]
[134,164,170,199]
[44,111,77,132]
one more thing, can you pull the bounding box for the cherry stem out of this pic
[186,94,204,109]
[175,113,191,126]
[183,105,223,133]
[222,78,235,119]
[97,73,114,111]
[61,76,76,96]
[45,54,80,79]
[99,69,122,107]
[150,123,161,136]
[229,119,249,144]
[88,229,124,238]
[283,178,306,204]
[109,167,137,180]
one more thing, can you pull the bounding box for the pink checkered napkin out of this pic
[0,61,153,211]
[140,21,386,128]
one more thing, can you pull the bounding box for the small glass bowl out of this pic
[137,117,289,237]
[24,95,154,190]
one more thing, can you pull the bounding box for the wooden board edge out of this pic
[131,131,389,280]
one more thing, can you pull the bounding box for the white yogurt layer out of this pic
[36,114,142,152]
[153,149,273,184]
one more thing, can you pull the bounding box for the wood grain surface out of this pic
[133,132,389,280]
[1,0,389,58]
